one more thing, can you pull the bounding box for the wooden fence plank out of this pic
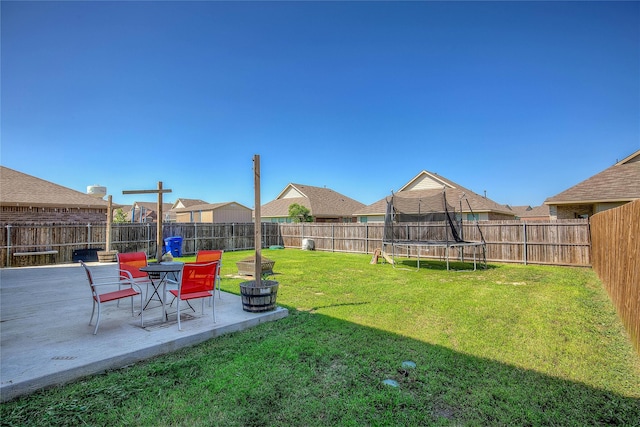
[591,200,640,354]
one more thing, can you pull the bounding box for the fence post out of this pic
[365,223,369,254]
[523,222,527,265]
[146,223,151,254]
[6,224,11,267]
[332,224,335,252]
[191,222,195,253]
[232,223,235,251]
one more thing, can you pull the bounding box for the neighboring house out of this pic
[120,201,175,223]
[507,205,550,221]
[171,198,208,210]
[355,170,516,222]
[544,150,640,219]
[173,202,252,223]
[168,198,209,223]
[261,183,365,223]
[0,165,110,223]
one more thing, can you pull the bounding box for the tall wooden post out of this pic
[106,195,113,251]
[123,182,172,262]
[254,155,262,286]
[157,181,164,262]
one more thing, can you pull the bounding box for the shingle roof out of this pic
[173,202,251,213]
[545,150,640,204]
[261,183,365,218]
[509,205,550,218]
[172,198,208,209]
[0,166,110,209]
[355,171,514,216]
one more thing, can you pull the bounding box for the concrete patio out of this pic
[0,262,288,402]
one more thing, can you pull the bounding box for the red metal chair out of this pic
[194,250,223,299]
[169,261,218,330]
[80,260,144,334]
[117,252,151,288]
[117,251,167,303]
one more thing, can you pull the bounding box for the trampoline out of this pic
[382,190,487,271]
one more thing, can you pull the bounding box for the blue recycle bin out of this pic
[164,236,183,257]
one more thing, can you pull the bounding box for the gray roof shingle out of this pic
[262,183,365,218]
[355,171,514,216]
[545,150,640,204]
[0,166,110,209]
[509,205,550,218]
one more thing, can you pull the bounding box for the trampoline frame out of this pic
[383,239,486,271]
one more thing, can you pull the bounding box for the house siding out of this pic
[175,212,190,222]
[175,204,252,223]
[215,205,252,223]
[281,187,304,199]
[359,216,384,223]
[595,202,627,213]
[202,211,214,222]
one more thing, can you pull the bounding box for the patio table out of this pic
[140,262,184,321]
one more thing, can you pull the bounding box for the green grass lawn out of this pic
[2,249,639,426]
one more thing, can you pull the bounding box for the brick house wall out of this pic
[549,204,593,220]
[0,206,107,223]
[487,212,517,220]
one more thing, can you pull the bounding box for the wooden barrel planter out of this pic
[239,280,279,312]
[97,250,118,263]
[236,256,276,277]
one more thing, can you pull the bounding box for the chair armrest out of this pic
[92,280,142,293]
[92,271,137,288]
[117,269,135,280]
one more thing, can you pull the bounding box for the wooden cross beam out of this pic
[123,181,172,262]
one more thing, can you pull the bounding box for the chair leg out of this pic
[209,278,221,307]
[93,302,101,335]
[139,294,144,328]
[89,299,97,326]
[177,298,182,331]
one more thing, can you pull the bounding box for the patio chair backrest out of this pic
[180,262,218,294]
[80,260,109,301]
[195,250,222,279]
[195,250,223,264]
[117,252,148,280]
[80,260,95,288]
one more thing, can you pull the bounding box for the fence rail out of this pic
[590,200,640,354]
[1,220,589,268]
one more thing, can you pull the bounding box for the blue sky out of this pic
[2,1,638,209]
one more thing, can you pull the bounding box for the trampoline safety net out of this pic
[384,192,464,244]
[382,190,487,271]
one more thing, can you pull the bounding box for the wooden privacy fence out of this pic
[1,223,281,268]
[590,200,640,354]
[278,220,590,266]
[1,220,589,268]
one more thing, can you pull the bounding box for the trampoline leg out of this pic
[446,246,450,271]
